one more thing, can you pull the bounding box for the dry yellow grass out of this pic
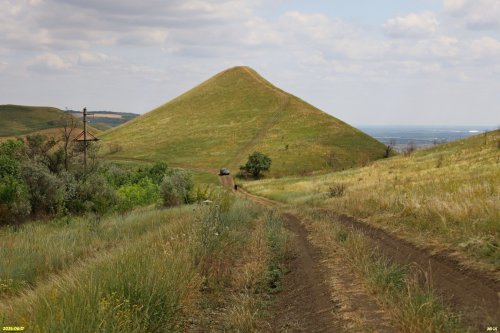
[243,131,500,272]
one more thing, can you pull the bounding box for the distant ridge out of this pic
[65,110,139,130]
[0,104,98,138]
[102,66,386,176]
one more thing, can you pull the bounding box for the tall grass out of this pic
[0,196,289,332]
[0,211,199,332]
[0,208,178,296]
[244,131,500,270]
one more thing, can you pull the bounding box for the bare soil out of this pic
[318,210,500,331]
[227,178,499,331]
[271,213,344,332]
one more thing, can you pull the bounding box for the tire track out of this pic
[231,180,499,331]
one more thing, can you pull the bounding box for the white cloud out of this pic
[77,52,110,66]
[280,11,359,40]
[469,36,500,58]
[0,1,498,125]
[384,12,439,38]
[27,53,73,73]
[444,0,500,30]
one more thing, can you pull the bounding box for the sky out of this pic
[1,0,499,126]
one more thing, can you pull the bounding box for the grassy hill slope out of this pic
[243,130,500,271]
[0,105,70,136]
[102,66,385,176]
[0,104,99,138]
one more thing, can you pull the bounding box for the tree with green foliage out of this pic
[0,140,30,223]
[160,170,193,207]
[240,152,272,178]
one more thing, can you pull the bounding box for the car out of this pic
[219,168,230,175]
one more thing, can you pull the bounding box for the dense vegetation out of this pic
[0,196,290,332]
[243,130,500,272]
[0,135,196,225]
[102,66,386,176]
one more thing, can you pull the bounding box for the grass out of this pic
[0,104,99,139]
[243,130,500,272]
[101,66,386,176]
[299,209,466,332]
[0,208,186,297]
[0,194,290,332]
[0,105,66,137]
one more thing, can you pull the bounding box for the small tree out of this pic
[384,139,396,158]
[240,152,272,179]
[60,114,78,171]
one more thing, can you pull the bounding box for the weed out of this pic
[328,183,346,198]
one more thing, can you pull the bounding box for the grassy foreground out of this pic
[0,197,290,332]
[243,131,500,272]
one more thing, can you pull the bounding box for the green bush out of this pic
[76,175,117,215]
[0,175,30,224]
[116,177,160,211]
[160,170,193,207]
[145,161,168,185]
[102,164,132,188]
[21,161,65,216]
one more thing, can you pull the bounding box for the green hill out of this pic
[102,66,386,176]
[0,105,70,137]
[0,104,100,138]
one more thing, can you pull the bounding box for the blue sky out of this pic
[0,0,499,126]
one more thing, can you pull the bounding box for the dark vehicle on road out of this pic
[219,168,230,175]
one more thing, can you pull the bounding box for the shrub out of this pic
[102,164,132,188]
[66,175,117,215]
[146,161,168,185]
[160,170,193,207]
[116,177,160,211]
[0,155,21,179]
[192,185,216,202]
[328,183,346,198]
[0,139,25,159]
[0,176,30,224]
[21,161,65,216]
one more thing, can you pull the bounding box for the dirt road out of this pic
[221,175,500,331]
[270,213,344,332]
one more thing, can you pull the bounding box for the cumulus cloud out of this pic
[0,0,499,125]
[469,36,500,58]
[384,12,439,38]
[27,53,73,73]
[444,0,500,30]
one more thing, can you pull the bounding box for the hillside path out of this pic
[222,176,401,332]
[222,175,500,331]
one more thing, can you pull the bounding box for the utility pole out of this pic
[83,107,88,170]
[74,107,99,172]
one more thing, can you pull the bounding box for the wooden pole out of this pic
[83,107,87,172]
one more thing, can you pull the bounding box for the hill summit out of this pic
[102,66,386,175]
